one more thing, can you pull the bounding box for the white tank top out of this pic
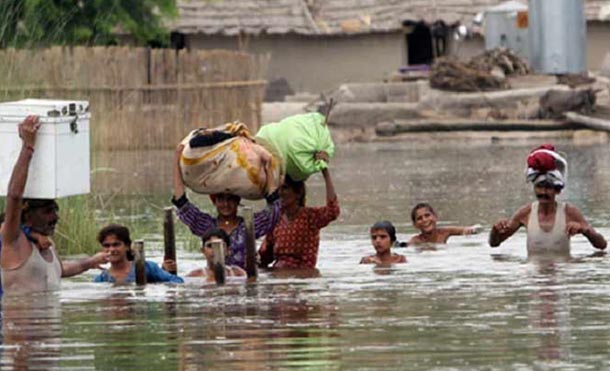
[526,201,570,255]
[1,242,62,294]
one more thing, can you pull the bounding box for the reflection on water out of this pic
[1,293,62,370]
[2,139,610,370]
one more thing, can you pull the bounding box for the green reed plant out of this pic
[54,195,102,256]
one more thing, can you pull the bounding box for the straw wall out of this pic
[0,47,269,151]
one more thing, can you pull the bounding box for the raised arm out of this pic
[489,205,529,247]
[253,199,281,238]
[171,144,215,236]
[173,144,186,200]
[317,151,337,202]
[311,167,340,229]
[565,204,607,250]
[1,116,40,245]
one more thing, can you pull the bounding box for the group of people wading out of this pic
[0,116,607,295]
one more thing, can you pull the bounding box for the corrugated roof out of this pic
[171,0,610,36]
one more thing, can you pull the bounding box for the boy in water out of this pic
[187,228,246,282]
[360,221,406,264]
[409,203,480,245]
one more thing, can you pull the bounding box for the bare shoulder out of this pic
[0,232,34,269]
[393,254,407,263]
[512,204,532,224]
[408,235,423,245]
[514,203,532,217]
[564,203,586,221]
[360,256,374,264]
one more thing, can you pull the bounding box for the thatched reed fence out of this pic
[0,47,269,151]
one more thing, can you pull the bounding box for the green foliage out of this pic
[0,0,177,48]
[54,195,101,255]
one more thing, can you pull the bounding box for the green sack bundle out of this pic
[255,112,335,182]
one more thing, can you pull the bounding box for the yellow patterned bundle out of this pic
[179,122,282,200]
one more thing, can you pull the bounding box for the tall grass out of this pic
[2,193,227,256]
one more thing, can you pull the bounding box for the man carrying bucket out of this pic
[489,144,606,256]
[0,116,108,295]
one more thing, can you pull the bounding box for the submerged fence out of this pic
[0,47,269,151]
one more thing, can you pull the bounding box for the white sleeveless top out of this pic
[1,242,62,294]
[526,201,570,255]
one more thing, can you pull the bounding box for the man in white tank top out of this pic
[489,145,606,256]
[1,116,108,295]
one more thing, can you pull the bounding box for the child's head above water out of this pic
[370,221,397,243]
[201,228,231,261]
[411,203,438,233]
[410,203,436,223]
[370,221,397,254]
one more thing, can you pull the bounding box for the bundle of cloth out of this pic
[178,122,281,200]
[525,144,567,189]
[255,112,334,182]
[178,112,335,199]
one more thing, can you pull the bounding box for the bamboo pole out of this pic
[133,240,147,285]
[242,206,257,279]
[211,240,226,285]
[163,207,177,275]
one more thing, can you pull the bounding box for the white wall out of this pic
[587,21,610,71]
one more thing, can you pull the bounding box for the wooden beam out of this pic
[376,118,581,136]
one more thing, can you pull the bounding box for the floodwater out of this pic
[2,137,610,370]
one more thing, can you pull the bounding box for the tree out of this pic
[0,0,177,48]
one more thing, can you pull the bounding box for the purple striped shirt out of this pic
[175,200,281,269]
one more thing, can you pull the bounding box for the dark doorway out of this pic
[405,21,433,65]
[171,32,187,50]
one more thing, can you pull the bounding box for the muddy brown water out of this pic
[2,139,610,370]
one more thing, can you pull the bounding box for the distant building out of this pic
[169,0,610,97]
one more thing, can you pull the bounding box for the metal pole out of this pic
[133,240,147,285]
[211,240,226,285]
[163,207,177,275]
[242,206,257,279]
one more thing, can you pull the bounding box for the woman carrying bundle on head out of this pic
[172,142,281,270]
[259,151,340,269]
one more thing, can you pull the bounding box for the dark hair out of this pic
[201,228,231,248]
[283,175,306,207]
[411,202,436,223]
[21,198,59,223]
[370,220,397,242]
[0,212,5,225]
[97,224,134,260]
[211,193,241,204]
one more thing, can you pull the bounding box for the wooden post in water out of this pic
[243,206,257,279]
[133,240,147,285]
[211,240,226,285]
[163,207,177,275]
